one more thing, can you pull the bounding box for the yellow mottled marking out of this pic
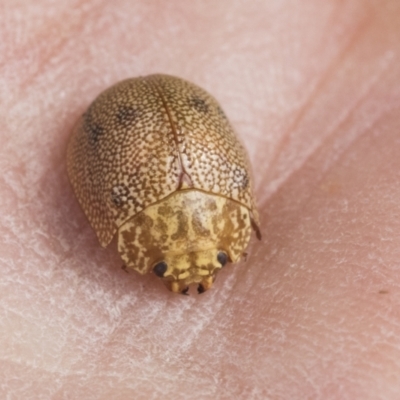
[118,190,252,292]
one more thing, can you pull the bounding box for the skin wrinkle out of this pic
[265,62,398,218]
[257,107,375,263]
[262,58,398,213]
[242,8,368,194]
[2,0,400,399]
[264,10,374,199]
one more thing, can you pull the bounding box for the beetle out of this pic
[67,74,260,294]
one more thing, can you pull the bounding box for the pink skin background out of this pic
[1,0,400,398]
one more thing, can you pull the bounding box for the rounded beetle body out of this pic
[67,74,260,294]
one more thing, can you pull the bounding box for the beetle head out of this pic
[152,249,230,294]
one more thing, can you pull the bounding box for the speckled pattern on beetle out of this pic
[67,74,261,294]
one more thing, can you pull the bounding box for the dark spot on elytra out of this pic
[216,106,228,120]
[115,105,138,126]
[188,96,209,113]
[84,111,104,144]
[242,173,249,189]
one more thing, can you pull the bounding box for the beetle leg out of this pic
[181,287,189,295]
[121,264,129,273]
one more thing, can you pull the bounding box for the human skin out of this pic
[1,0,400,398]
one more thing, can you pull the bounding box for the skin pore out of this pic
[1,1,400,398]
